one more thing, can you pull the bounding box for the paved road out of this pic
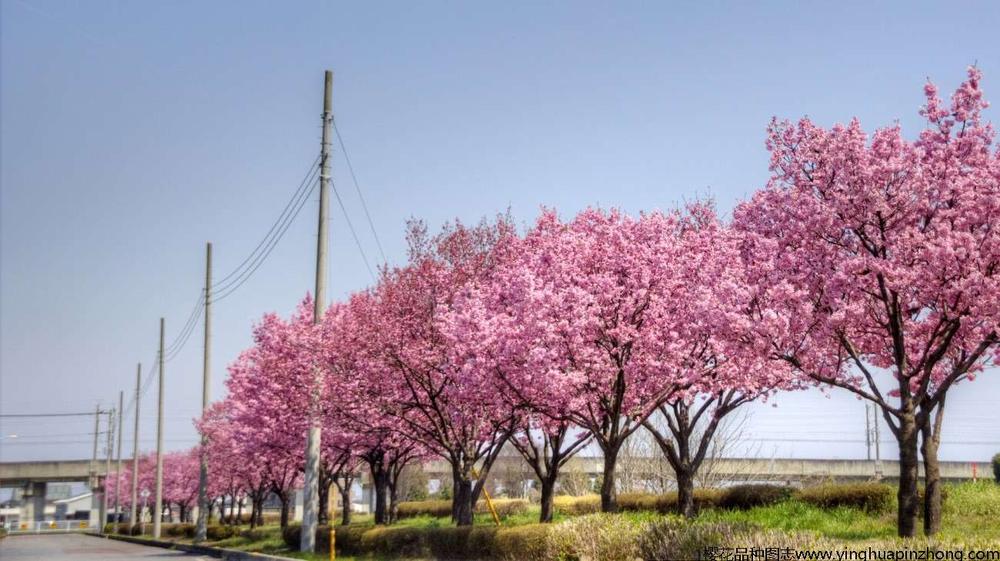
[0,533,214,560]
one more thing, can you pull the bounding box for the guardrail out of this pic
[4,520,92,533]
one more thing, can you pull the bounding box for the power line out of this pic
[0,412,96,418]
[331,178,376,282]
[211,158,320,297]
[164,294,205,358]
[333,121,387,265]
[212,171,320,303]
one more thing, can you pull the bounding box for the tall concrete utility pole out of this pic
[90,404,101,490]
[153,318,165,538]
[195,242,212,542]
[115,390,124,524]
[301,69,332,553]
[865,404,872,461]
[130,364,141,526]
[91,404,102,532]
[102,407,114,529]
[874,408,883,480]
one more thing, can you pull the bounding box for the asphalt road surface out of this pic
[0,533,215,560]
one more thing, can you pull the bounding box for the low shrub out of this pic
[718,484,793,509]
[0,527,7,540]
[282,524,301,549]
[992,453,1000,484]
[638,519,759,561]
[618,490,723,514]
[165,523,196,538]
[129,523,144,536]
[546,513,648,561]
[283,521,552,560]
[205,524,238,540]
[796,483,894,513]
[395,498,529,519]
[553,494,602,515]
[494,524,552,561]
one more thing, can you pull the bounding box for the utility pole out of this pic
[873,406,883,480]
[91,404,101,532]
[196,242,212,542]
[115,390,124,525]
[153,318,165,538]
[865,404,872,461]
[301,69,332,553]
[102,407,114,530]
[90,404,101,491]
[130,364,141,526]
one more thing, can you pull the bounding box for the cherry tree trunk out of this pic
[279,495,290,529]
[676,468,696,518]
[318,482,329,525]
[600,450,619,513]
[921,425,942,536]
[538,477,557,523]
[340,484,352,526]
[453,478,474,526]
[896,414,920,538]
[236,498,243,526]
[388,480,400,524]
[373,471,389,525]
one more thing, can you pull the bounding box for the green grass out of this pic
[699,500,898,540]
[150,482,999,560]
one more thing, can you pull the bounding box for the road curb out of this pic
[87,532,299,561]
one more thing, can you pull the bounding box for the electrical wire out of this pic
[212,172,320,302]
[0,412,97,418]
[164,294,205,358]
[210,159,321,297]
[333,121,387,265]
[331,178,376,282]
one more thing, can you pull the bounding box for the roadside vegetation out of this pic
[111,481,999,561]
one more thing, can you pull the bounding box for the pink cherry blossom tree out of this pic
[355,217,521,526]
[320,296,432,526]
[733,67,999,537]
[224,301,321,529]
[637,203,796,517]
[442,238,590,522]
[464,208,690,513]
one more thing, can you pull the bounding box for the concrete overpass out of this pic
[0,460,105,486]
[3,456,991,488]
[0,460,105,526]
[421,456,991,485]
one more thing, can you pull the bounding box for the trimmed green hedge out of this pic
[165,523,196,537]
[717,484,793,509]
[618,490,723,514]
[282,522,553,560]
[796,483,894,513]
[395,498,529,519]
[553,494,602,515]
[110,522,236,540]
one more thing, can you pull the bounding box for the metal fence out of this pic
[4,520,92,533]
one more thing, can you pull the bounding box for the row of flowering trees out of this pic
[120,68,996,539]
[107,450,200,523]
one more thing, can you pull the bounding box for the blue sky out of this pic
[2,1,998,465]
